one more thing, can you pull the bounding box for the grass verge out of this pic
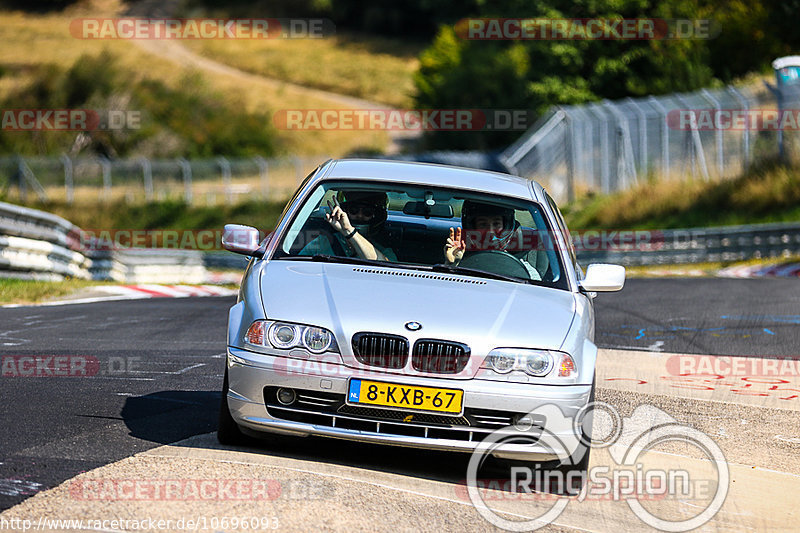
[0,278,108,305]
[562,159,800,230]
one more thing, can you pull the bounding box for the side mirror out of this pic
[579,263,625,292]
[222,224,263,257]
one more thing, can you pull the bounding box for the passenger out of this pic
[303,191,397,261]
[444,200,542,280]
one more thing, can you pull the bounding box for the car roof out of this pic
[318,159,545,202]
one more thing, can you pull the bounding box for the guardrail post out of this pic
[701,89,725,178]
[727,86,750,172]
[647,96,669,179]
[100,156,112,202]
[140,157,153,202]
[627,98,648,176]
[604,100,638,189]
[676,94,710,181]
[14,156,27,202]
[178,158,192,204]
[61,155,73,204]
[586,104,611,193]
[16,156,48,202]
[563,109,575,202]
[217,157,232,203]
[254,156,269,200]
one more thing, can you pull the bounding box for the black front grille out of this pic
[412,339,470,374]
[263,387,545,443]
[337,404,470,426]
[352,332,409,369]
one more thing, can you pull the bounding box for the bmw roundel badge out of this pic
[404,321,422,331]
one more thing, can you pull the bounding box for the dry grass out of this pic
[181,34,421,108]
[0,4,390,156]
[0,278,108,304]
[563,159,800,230]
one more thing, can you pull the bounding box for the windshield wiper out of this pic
[431,263,528,284]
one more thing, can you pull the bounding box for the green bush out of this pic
[414,0,714,150]
[0,51,278,158]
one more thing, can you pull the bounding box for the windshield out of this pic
[272,180,568,290]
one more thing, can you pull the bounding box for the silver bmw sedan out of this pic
[218,159,624,471]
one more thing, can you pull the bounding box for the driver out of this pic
[444,200,542,281]
[302,191,397,261]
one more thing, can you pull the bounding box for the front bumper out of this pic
[226,347,592,461]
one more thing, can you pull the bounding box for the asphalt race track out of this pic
[595,278,800,356]
[0,297,230,511]
[0,278,798,522]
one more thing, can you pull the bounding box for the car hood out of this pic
[259,260,576,376]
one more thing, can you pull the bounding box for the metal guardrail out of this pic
[575,222,800,266]
[0,201,209,282]
[4,200,800,280]
[0,202,90,279]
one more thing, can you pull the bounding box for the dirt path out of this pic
[134,39,420,154]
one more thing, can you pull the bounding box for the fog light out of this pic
[277,388,296,405]
[513,414,535,431]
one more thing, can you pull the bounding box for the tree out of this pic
[414,0,713,149]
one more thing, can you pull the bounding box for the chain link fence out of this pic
[501,80,800,202]
[0,152,505,206]
[0,155,322,205]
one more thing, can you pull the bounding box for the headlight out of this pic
[269,323,300,349]
[524,351,553,376]
[487,352,515,374]
[483,348,566,378]
[303,327,333,353]
[244,320,338,354]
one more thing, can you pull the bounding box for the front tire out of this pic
[217,367,247,445]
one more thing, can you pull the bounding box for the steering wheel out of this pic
[458,250,530,279]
